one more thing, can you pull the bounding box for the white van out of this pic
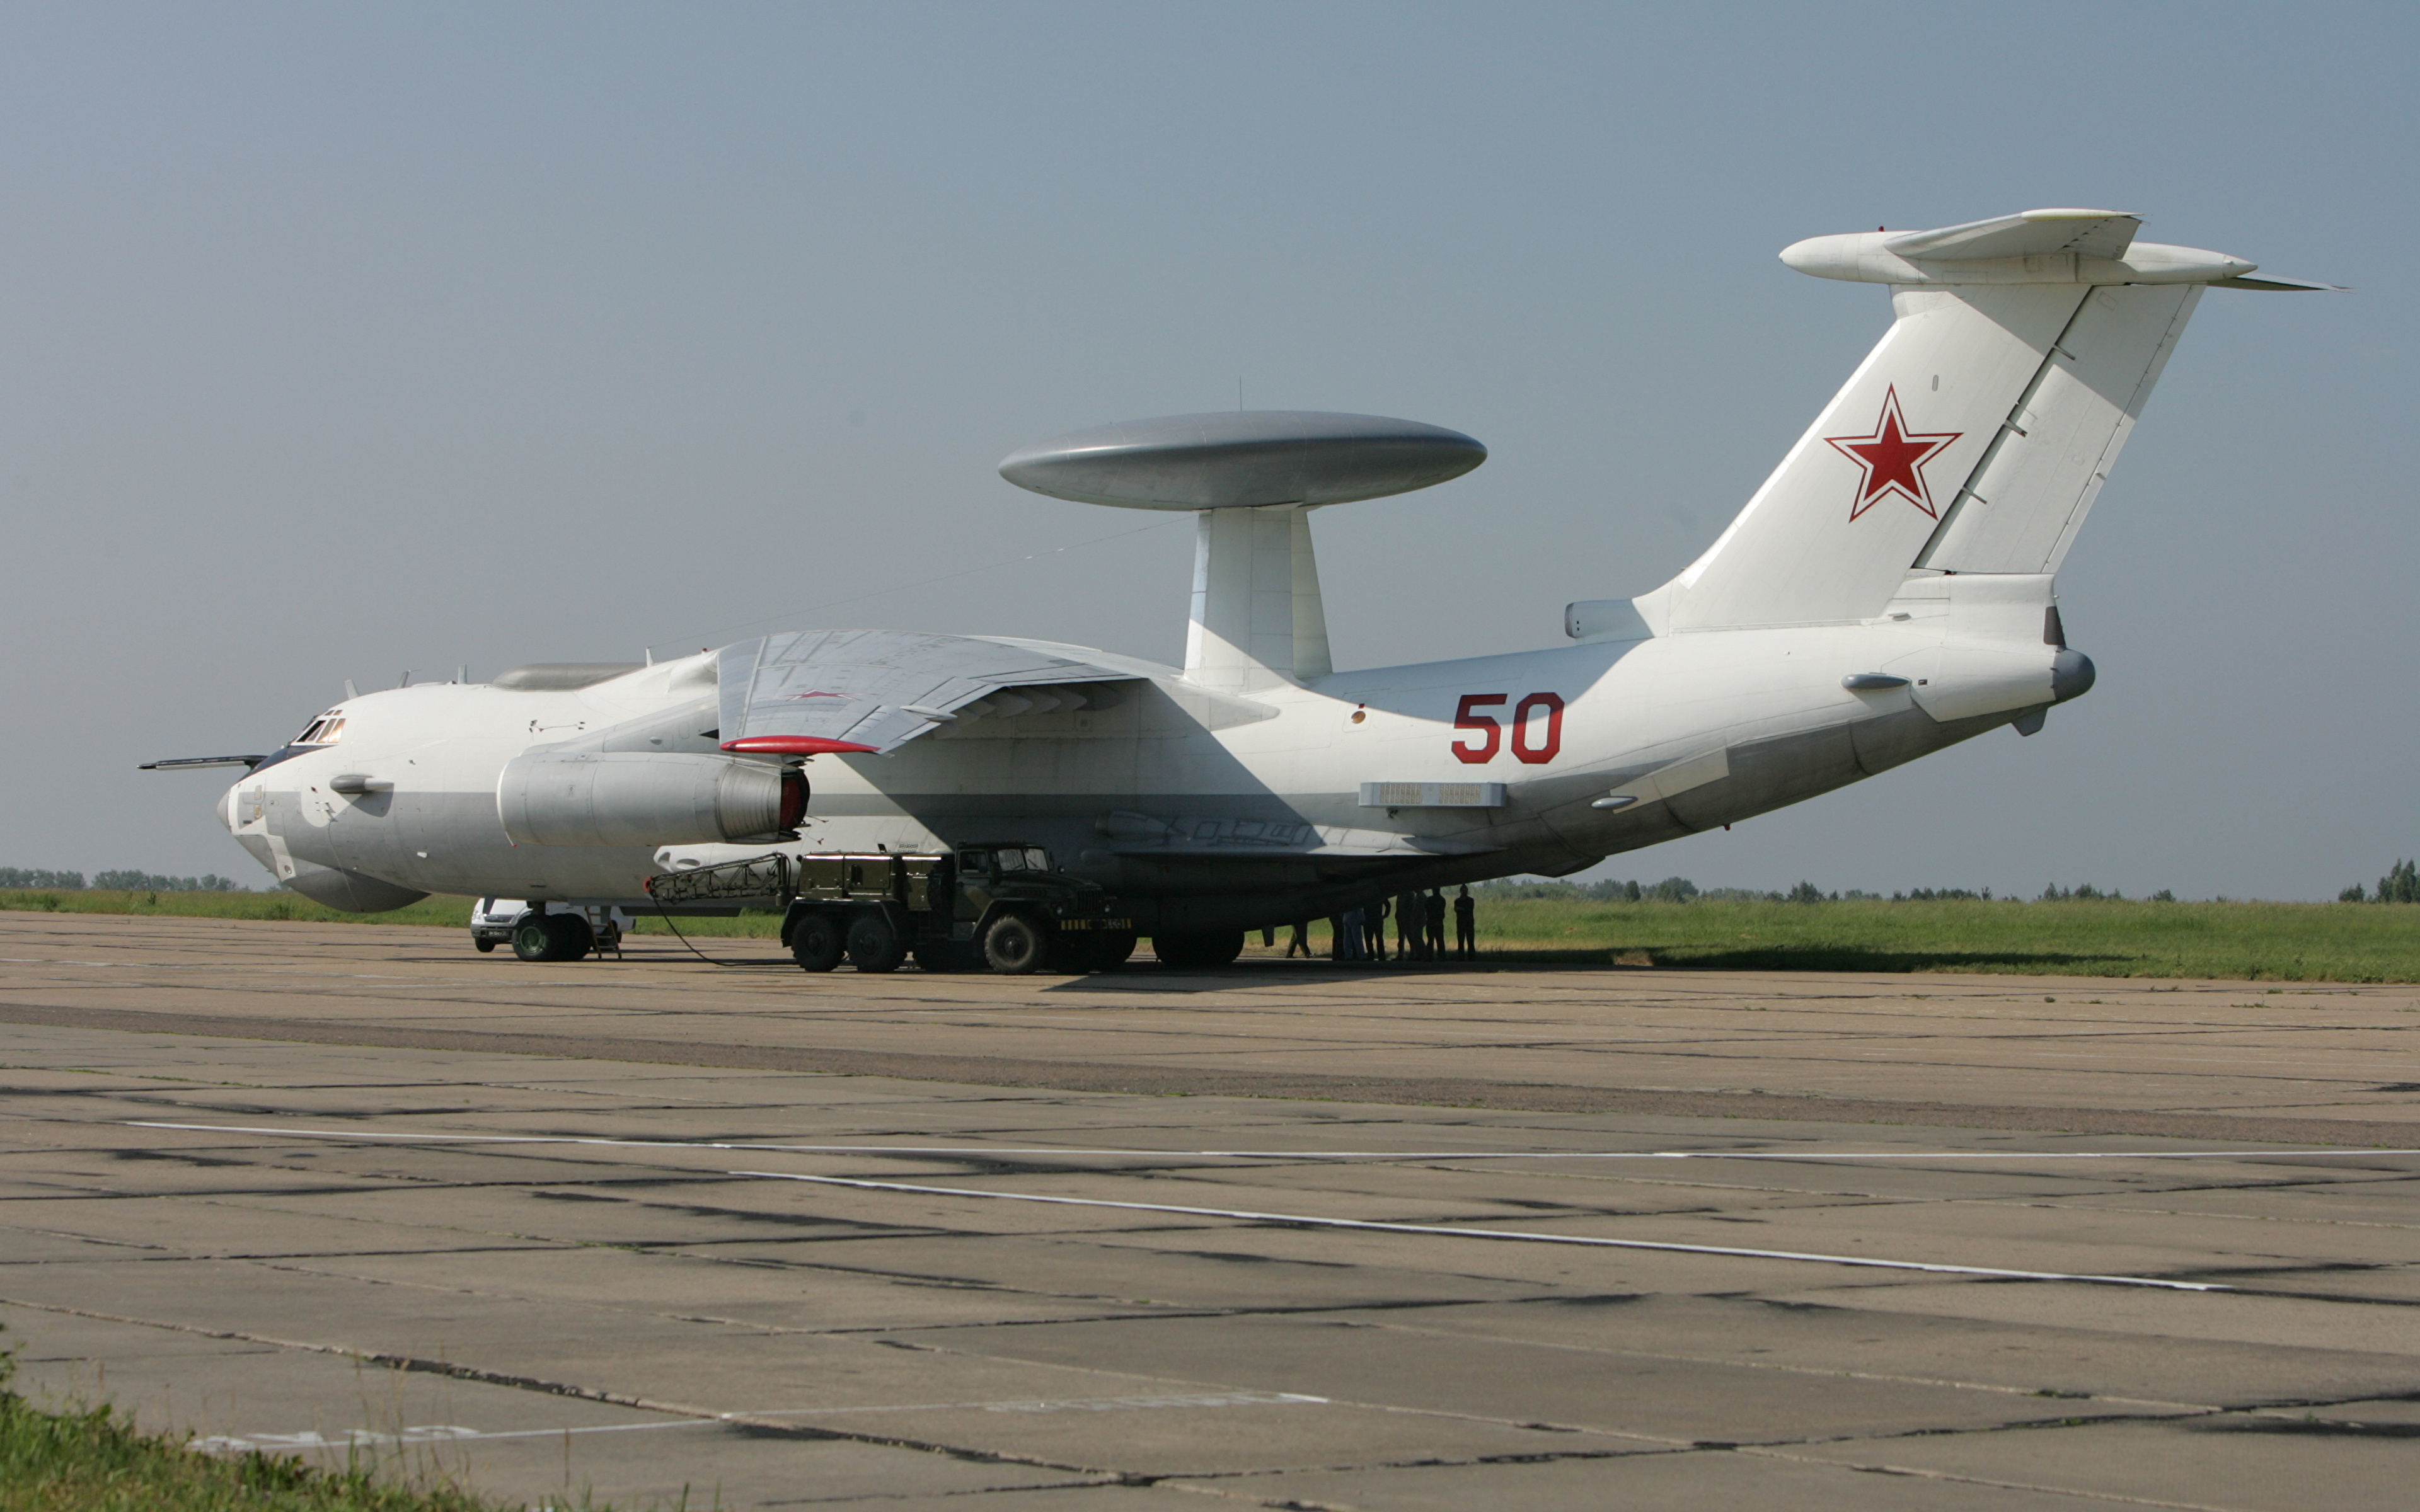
[471,898,627,961]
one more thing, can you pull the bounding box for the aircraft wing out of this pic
[139,754,269,771]
[715,630,1141,756]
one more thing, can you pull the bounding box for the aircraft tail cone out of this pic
[2051,648,2096,703]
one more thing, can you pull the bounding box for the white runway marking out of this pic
[194,1421,711,1453]
[190,1390,1327,1452]
[731,1169,2228,1292]
[123,1122,2420,1164]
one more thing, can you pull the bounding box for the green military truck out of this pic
[644,843,1132,976]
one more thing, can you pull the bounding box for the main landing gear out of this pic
[511,907,596,963]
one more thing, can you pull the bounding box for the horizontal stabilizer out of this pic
[1885,209,2140,262]
[2212,273,2346,292]
[1784,209,2257,287]
[717,629,1140,757]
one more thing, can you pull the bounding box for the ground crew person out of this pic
[1366,896,1390,962]
[1397,891,1424,959]
[1424,890,1447,958]
[1455,885,1477,960]
[1285,920,1313,958]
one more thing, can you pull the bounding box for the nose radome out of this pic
[2051,648,2096,703]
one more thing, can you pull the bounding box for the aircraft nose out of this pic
[2051,648,2096,703]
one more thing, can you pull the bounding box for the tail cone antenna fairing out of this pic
[998,411,1486,691]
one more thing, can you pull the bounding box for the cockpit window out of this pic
[293,712,346,747]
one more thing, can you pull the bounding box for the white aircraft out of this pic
[149,209,2326,968]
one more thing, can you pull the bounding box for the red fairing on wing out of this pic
[721,736,880,755]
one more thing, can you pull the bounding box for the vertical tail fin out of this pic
[1631,210,2286,634]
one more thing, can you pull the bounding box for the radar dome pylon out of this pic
[998,410,1487,691]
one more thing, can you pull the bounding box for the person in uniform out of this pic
[1397,890,1424,959]
[1340,905,1366,961]
[1424,890,1448,959]
[1454,885,1477,960]
[1366,896,1390,962]
[1286,920,1313,958]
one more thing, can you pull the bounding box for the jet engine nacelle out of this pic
[497,751,804,847]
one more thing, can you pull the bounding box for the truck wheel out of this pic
[846,913,906,973]
[982,914,1046,975]
[473,939,498,954]
[790,912,844,973]
[1151,930,1245,969]
[1096,931,1138,970]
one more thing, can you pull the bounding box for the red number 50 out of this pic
[1453,692,1563,765]
[1511,692,1564,764]
[1452,694,1506,764]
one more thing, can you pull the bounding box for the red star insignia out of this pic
[1824,387,1961,520]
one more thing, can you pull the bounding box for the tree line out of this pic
[2343,860,2420,903]
[0,869,248,892]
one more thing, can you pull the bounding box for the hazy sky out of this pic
[3,2,2408,899]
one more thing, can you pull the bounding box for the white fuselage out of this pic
[222,578,2071,933]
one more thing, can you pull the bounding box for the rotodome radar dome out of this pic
[998,410,1486,510]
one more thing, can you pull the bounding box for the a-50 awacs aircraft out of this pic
[150,209,2326,968]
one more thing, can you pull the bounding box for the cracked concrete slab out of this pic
[3,914,2417,1508]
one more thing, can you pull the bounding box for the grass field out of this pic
[0,1382,526,1512]
[6,888,2415,982]
[1449,896,2420,982]
[0,888,473,927]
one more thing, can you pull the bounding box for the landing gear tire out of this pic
[846,913,907,973]
[1151,930,1245,970]
[513,913,594,963]
[982,914,1046,975]
[790,912,844,973]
